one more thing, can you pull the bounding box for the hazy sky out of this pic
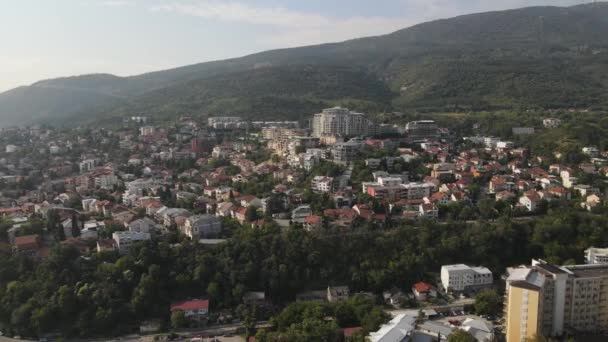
[0,0,582,92]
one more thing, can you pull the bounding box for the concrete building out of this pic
[112,231,151,254]
[79,159,96,173]
[368,312,416,342]
[312,107,371,137]
[207,117,245,129]
[365,179,435,202]
[440,264,493,292]
[585,247,608,264]
[503,259,608,341]
[543,118,562,128]
[331,141,361,163]
[140,126,155,136]
[405,120,439,139]
[311,176,334,193]
[182,215,222,239]
[95,174,119,190]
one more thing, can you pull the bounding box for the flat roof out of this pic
[566,264,608,278]
[536,263,567,275]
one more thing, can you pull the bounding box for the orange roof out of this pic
[413,282,434,293]
[14,234,41,248]
[305,215,322,224]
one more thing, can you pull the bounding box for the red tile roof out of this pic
[413,282,434,293]
[343,327,362,337]
[305,215,322,224]
[14,234,41,248]
[171,299,209,312]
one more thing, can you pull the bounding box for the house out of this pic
[112,231,151,254]
[170,299,209,323]
[519,191,542,212]
[238,195,262,208]
[426,191,450,205]
[61,217,81,239]
[81,220,103,240]
[13,234,42,258]
[129,217,156,233]
[81,198,98,212]
[292,205,313,219]
[327,286,350,302]
[304,215,322,231]
[96,239,116,252]
[419,203,438,219]
[229,206,246,224]
[216,202,235,217]
[582,194,602,211]
[323,208,358,228]
[412,282,437,301]
[61,238,90,254]
[495,191,516,202]
[183,215,222,239]
[311,176,334,193]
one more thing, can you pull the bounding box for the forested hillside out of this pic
[2,3,608,126]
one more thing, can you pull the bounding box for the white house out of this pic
[311,176,334,193]
[170,299,209,322]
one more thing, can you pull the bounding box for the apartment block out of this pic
[312,107,371,138]
[505,260,608,342]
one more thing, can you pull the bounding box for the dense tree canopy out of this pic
[1,208,607,338]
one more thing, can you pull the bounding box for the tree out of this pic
[246,206,259,222]
[171,310,188,329]
[71,213,80,238]
[447,329,477,342]
[474,289,501,316]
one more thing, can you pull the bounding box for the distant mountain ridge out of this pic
[2,3,608,126]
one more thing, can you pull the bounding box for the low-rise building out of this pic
[170,299,209,323]
[440,264,493,293]
[311,176,334,193]
[585,247,608,264]
[182,215,222,239]
[412,282,437,301]
[112,231,151,254]
[368,312,416,342]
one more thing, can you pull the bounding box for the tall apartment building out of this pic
[312,107,370,138]
[505,259,608,342]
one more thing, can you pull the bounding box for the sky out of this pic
[0,0,584,92]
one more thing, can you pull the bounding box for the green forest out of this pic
[1,207,607,338]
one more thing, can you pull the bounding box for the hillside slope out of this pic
[2,3,608,126]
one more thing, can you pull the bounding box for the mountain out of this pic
[2,3,608,127]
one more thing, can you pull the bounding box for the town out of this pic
[0,106,606,342]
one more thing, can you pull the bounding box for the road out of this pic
[0,322,269,342]
[104,322,270,342]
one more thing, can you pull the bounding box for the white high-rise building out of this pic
[312,107,370,138]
